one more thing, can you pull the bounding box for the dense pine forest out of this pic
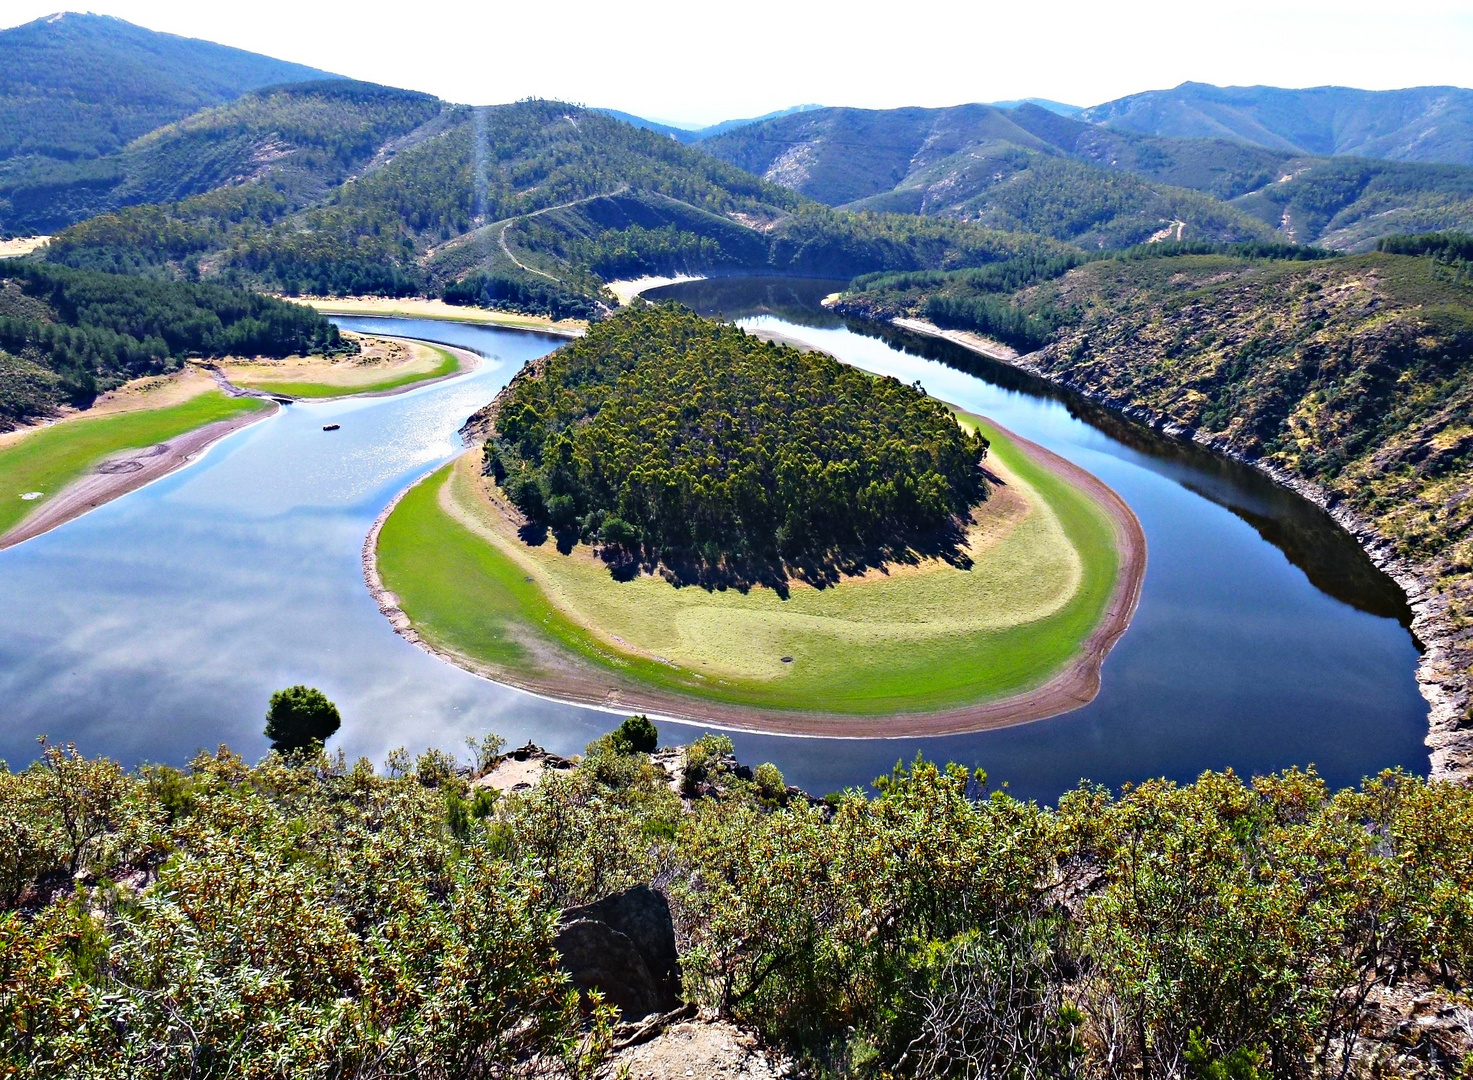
[5,730,1473,1077]
[0,259,346,426]
[485,304,989,583]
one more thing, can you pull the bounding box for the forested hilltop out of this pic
[0,259,346,428]
[0,12,333,220]
[484,304,989,586]
[5,730,1473,1077]
[839,235,1473,777]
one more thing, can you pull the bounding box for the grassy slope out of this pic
[376,419,1119,716]
[230,344,460,398]
[0,390,268,535]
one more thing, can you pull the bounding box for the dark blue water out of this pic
[0,301,1429,801]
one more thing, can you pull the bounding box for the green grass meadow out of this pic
[375,419,1122,717]
[0,391,270,537]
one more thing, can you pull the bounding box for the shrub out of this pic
[263,685,342,753]
[610,715,659,755]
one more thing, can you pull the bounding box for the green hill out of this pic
[44,100,1065,301]
[0,258,345,426]
[0,13,334,200]
[0,80,443,235]
[1083,82,1473,166]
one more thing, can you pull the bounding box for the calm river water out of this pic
[0,287,1429,799]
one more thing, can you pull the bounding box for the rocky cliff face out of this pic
[1012,253,1473,779]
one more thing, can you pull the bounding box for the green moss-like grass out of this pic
[375,418,1121,717]
[0,391,270,537]
[238,345,461,398]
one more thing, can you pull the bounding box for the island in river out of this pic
[369,306,1143,735]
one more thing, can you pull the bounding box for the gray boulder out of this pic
[557,884,681,1019]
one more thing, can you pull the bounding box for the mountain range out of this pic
[2,12,1472,286]
[1081,82,1473,165]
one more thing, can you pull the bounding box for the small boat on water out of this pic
[322,424,340,431]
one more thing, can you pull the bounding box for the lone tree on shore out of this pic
[265,685,341,753]
[610,714,659,755]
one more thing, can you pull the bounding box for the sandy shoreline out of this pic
[891,318,1020,363]
[364,425,1146,739]
[300,296,586,336]
[208,341,482,402]
[0,405,278,551]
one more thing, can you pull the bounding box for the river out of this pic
[0,290,1429,800]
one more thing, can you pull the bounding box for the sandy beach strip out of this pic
[298,296,586,336]
[891,317,1021,363]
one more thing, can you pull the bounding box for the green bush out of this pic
[610,715,659,755]
[263,685,341,753]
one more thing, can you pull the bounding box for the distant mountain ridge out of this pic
[0,13,335,166]
[1083,82,1473,166]
[594,105,825,145]
[1,79,443,233]
[697,101,1473,250]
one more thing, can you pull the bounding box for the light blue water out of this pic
[0,308,1429,800]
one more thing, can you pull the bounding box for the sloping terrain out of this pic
[1083,82,1473,166]
[44,100,1063,299]
[701,102,1473,250]
[842,242,1473,773]
[0,80,443,234]
[0,13,332,179]
[699,104,1277,246]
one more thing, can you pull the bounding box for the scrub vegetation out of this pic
[5,732,1473,1078]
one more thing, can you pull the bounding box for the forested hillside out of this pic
[0,13,332,200]
[42,100,1063,302]
[840,237,1473,765]
[701,102,1473,250]
[0,80,444,235]
[1083,82,1473,166]
[0,259,346,427]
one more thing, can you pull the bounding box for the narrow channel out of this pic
[0,298,1427,800]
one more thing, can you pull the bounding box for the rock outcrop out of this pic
[556,884,681,1019]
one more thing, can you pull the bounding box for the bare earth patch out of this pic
[297,295,586,336]
[0,236,49,257]
[220,335,453,393]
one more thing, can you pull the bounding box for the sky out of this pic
[4,0,1472,126]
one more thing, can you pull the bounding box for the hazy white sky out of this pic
[5,0,1472,126]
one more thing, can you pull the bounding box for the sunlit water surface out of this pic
[0,295,1429,800]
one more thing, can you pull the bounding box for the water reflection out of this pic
[651,280,1414,627]
[0,303,1430,801]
